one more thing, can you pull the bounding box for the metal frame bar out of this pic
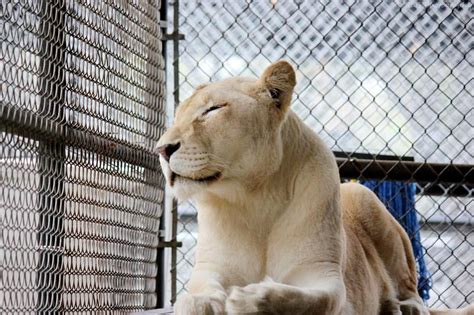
[156,0,168,308]
[0,104,161,171]
[334,152,472,197]
[337,158,473,185]
[154,0,185,307]
[170,0,180,305]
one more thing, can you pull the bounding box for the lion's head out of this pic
[156,61,296,200]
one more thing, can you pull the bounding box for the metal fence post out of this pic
[156,0,168,308]
[170,0,181,305]
[156,0,185,307]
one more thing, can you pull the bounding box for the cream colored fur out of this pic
[157,61,473,315]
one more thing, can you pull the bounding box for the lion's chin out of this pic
[168,171,222,201]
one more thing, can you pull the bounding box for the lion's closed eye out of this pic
[202,103,228,116]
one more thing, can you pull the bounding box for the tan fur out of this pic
[157,61,472,315]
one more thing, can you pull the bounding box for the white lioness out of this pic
[157,61,473,315]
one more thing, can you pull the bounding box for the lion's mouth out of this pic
[170,171,222,186]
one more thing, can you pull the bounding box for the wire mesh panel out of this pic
[1,0,165,313]
[171,0,473,309]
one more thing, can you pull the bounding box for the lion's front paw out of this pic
[225,284,271,314]
[399,297,429,315]
[174,292,226,315]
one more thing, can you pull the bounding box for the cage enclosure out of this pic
[1,0,473,313]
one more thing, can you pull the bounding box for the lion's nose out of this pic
[156,142,181,162]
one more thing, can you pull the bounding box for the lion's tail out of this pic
[429,304,474,315]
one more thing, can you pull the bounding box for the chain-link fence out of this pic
[169,0,473,309]
[1,0,166,313]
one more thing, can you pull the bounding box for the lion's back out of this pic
[340,182,423,309]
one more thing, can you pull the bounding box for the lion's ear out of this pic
[260,60,296,113]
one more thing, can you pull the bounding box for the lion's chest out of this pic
[197,197,299,282]
[232,206,301,282]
